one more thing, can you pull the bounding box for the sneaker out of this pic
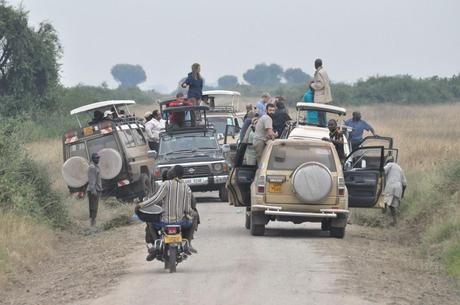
[189,245,198,254]
[146,248,156,261]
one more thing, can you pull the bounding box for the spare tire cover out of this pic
[62,156,89,188]
[98,148,123,180]
[292,162,333,203]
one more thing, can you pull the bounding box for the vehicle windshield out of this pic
[159,132,219,155]
[208,117,233,134]
[268,143,337,172]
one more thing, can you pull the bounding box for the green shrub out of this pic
[0,120,69,228]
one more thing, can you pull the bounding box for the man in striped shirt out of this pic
[137,165,198,260]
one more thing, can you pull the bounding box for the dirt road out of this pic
[70,194,457,305]
[2,193,458,305]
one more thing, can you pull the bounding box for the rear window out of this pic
[268,144,336,172]
[87,135,119,156]
[69,142,87,158]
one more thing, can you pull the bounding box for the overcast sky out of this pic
[9,0,460,92]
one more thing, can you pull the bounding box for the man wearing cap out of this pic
[103,110,113,121]
[345,111,376,151]
[87,153,102,227]
[256,93,271,116]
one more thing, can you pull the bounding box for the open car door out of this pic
[227,143,257,207]
[343,146,385,208]
[359,136,394,149]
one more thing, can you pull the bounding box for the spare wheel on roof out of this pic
[62,156,89,188]
[98,148,123,180]
[292,162,333,203]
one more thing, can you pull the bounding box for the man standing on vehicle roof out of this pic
[383,156,407,225]
[310,58,332,126]
[253,103,277,165]
[87,153,102,227]
[136,165,198,261]
[345,111,376,151]
[256,93,271,116]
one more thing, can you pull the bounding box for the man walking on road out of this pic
[345,111,376,151]
[253,103,277,164]
[87,152,102,227]
[383,156,407,225]
[309,58,332,126]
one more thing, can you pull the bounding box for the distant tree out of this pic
[0,3,62,115]
[243,63,283,86]
[111,64,146,88]
[284,68,311,85]
[217,75,238,88]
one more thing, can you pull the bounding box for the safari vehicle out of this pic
[61,100,155,201]
[153,105,230,202]
[227,135,397,237]
[202,90,245,145]
[281,103,352,157]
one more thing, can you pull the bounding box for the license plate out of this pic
[183,177,208,185]
[164,235,182,244]
[268,183,282,193]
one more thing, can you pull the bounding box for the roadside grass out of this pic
[0,212,56,286]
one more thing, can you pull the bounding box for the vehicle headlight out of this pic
[212,163,223,172]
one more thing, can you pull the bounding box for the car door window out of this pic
[344,146,384,208]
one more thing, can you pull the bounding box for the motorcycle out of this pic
[136,204,191,273]
[153,224,190,273]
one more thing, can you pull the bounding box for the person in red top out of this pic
[169,92,192,128]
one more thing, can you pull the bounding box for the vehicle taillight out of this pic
[165,226,180,235]
[257,175,266,194]
[154,168,161,178]
[338,177,346,197]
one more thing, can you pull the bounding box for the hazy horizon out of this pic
[7,0,460,93]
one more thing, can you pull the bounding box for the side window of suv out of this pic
[118,130,136,148]
[132,128,146,146]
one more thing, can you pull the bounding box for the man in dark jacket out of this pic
[272,100,291,137]
[87,153,102,226]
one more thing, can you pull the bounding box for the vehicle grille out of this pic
[183,165,211,178]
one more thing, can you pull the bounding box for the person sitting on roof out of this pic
[200,95,210,107]
[89,110,104,125]
[103,110,114,121]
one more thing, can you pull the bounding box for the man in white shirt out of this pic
[145,110,164,151]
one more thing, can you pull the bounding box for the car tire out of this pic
[245,211,250,230]
[321,219,331,231]
[250,212,265,236]
[330,227,346,238]
[219,186,229,202]
[139,173,153,200]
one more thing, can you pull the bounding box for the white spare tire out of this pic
[62,156,89,188]
[292,162,333,203]
[98,148,123,180]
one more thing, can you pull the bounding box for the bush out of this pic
[0,120,69,228]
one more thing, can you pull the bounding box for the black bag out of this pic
[135,204,163,223]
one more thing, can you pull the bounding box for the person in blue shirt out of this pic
[303,88,319,125]
[181,63,204,105]
[345,111,376,151]
[256,92,271,116]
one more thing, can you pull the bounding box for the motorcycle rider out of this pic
[136,165,198,261]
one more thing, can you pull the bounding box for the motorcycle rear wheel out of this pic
[169,246,177,273]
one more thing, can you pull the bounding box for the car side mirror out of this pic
[148,150,158,159]
[222,144,230,153]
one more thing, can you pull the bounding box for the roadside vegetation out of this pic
[349,103,460,283]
